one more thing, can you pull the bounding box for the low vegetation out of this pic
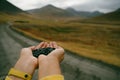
[11,18,120,67]
[0,12,120,67]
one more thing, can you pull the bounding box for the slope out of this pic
[0,0,23,13]
[27,5,77,18]
[93,8,120,21]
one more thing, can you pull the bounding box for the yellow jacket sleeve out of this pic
[40,75,64,80]
[5,76,12,80]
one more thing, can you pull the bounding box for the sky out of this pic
[7,0,120,13]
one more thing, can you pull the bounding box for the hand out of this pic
[38,42,64,63]
[38,42,65,79]
[14,42,48,75]
[47,42,64,63]
[10,42,64,80]
[13,46,37,75]
[9,42,48,80]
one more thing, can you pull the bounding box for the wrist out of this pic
[9,57,37,80]
[38,56,61,79]
[14,56,37,75]
[38,55,59,64]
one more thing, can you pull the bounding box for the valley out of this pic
[0,0,120,80]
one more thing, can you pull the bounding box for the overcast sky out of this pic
[7,0,120,13]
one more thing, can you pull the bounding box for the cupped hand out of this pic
[14,42,48,75]
[38,42,64,63]
[47,42,64,63]
[38,42,65,79]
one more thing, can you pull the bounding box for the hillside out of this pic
[0,0,23,13]
[27,5,76,18]
[93,8,120,21]
[0,0,36,23]
[66,8,103,18]
[27,4,103,18]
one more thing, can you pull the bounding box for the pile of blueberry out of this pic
[32,47,55,58]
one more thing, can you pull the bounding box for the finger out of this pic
[35,42,45,49]
[41,42,48,48]
[29,46,36,50]
[49,42,53,48]
[47,43,50,47]
[52,42,58,48]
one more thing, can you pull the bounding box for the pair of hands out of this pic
[13,42,64,77]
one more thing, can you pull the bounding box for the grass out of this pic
[0,12,120,67]
[12,18,120,67]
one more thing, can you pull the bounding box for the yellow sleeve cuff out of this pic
[40,75,64,80]
[5,76,12,80]
[8,68,32,80]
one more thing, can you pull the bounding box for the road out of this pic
[0,24,120,80]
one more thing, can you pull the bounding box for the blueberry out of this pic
[32,47,55,58]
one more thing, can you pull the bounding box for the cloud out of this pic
[7,0,120,13]
[72,0,120,13]
[7,0,41,9]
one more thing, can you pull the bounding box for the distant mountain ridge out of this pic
[27,5,77,18]
[93,8,120,21]
[27,4,103,18]
[0,0,23,13]
[66,8,103,18]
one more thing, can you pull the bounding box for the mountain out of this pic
[0,0,23,13]
[93,8,120,21]
[65,8,79,16]
[66,8,103,18]
[27,4,103,18]
[27,5,76,18]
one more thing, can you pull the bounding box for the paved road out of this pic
[0,24,120,80]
